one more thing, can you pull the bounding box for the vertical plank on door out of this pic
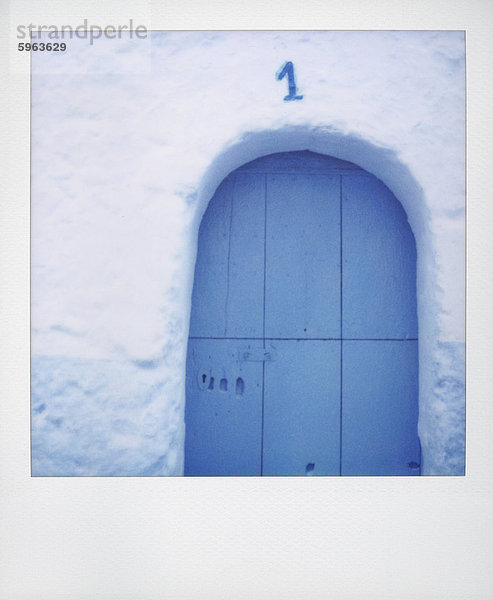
[265,174,340,339]
[185,338,263,476]
[189,176,234,338]
[189,173,265,339]
[226,172,265,338]
[263,340,341,476]
[342,175,418,339]
[341,340,420,476]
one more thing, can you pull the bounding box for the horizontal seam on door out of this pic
[189,336,418,341]
[236,170,371,175]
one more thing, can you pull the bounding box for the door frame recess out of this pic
[185,126,451,476]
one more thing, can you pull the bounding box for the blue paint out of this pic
[342,341,420,475]
[185,151,419,476]
[276,61,303,101]
[265,173,340,338]
[185,339,262,476]
[342,175,418,338]
[262,340,340,475]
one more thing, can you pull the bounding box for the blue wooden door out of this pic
[185,151,420,476]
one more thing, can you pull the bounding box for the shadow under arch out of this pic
[193,126,430,245]
[186,125,438,475]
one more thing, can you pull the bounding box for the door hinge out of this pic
[239,346,277,362]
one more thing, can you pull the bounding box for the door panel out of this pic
[265,173,340,339]
[341,340,420,476]
[226,172,265,338]
[189,176,234,338]
[189,173,265,339]
[185,338,263,476]
[342,175,418,339]
[262,340,340,476]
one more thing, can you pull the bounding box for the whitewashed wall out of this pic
[31,30,465,475]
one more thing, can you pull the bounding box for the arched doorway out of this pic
[185,151,420,476]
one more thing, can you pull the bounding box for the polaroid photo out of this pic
[3,2,492,598]
[30,30,464,478]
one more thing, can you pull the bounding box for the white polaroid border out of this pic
[1,0,492,598]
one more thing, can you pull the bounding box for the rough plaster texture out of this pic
[31,30,465,475]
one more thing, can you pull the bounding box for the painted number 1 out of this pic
[276,61,303,101]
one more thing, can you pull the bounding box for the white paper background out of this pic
[1,0,492,598]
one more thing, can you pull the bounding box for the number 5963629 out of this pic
[18,42,66,51]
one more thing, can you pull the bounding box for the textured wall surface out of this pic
[31,31,465,475]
